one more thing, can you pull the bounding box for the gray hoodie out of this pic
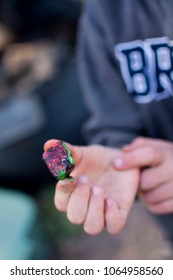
[77,0,173,147]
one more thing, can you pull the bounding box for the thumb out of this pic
[43,139,86,212]
[43,139,83,166]
[43,139,84,179]
[113,146,165,170]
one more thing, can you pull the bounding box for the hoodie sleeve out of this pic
[77,0,145,148]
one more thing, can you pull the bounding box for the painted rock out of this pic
[42,140,75,180]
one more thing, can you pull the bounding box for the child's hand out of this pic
[114,137,173,214]
[44,139,139,235]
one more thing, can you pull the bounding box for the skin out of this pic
[44,139,139,235]
[113,137,173,215]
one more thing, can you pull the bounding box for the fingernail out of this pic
[106,198,114,208]
[92,185,101,197]
[77,175,89,184]
[114,158,124,168]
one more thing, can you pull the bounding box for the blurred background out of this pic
[0,0,172,260]
[0,0,87,193]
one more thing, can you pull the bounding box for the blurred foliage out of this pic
[39,184,82,244]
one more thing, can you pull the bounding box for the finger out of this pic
[44,139,58,151]
[105,198,126,234]
[140,164,168,191]
[54,178,77,212]
[122,137,163,152]
[113,146,165,170]
[44,139,80,163]
[143,198,173,215]
[43,139,83,174]
[140,182,173,204]
[97,166,138,235]
[84,185,104,235]
[67,176,90,224]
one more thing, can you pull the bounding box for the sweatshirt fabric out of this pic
[77,0,173,147]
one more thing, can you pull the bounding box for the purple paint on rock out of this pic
[42,140,75,180]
